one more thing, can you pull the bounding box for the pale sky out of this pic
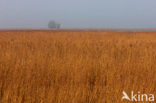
[0,0,156,29]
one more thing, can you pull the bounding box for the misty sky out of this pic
[0,0,156,29]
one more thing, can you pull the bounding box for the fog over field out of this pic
[0,0,156,29]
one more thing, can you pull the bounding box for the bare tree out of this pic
[48,20,61,29]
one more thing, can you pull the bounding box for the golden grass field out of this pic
[0,31,156,103]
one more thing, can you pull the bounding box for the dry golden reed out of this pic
[0,31,156,103]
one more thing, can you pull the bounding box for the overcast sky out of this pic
[0,0,156,29]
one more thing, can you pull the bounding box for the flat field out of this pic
[0,31,156,103]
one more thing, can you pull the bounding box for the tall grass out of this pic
[0,31,156,103]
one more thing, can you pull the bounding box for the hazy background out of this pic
[0,0,156,29]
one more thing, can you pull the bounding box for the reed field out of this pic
[0,31,156,103]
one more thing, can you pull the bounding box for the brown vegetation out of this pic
[0,31,156,103]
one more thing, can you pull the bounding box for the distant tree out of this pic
[48,20,61,29]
